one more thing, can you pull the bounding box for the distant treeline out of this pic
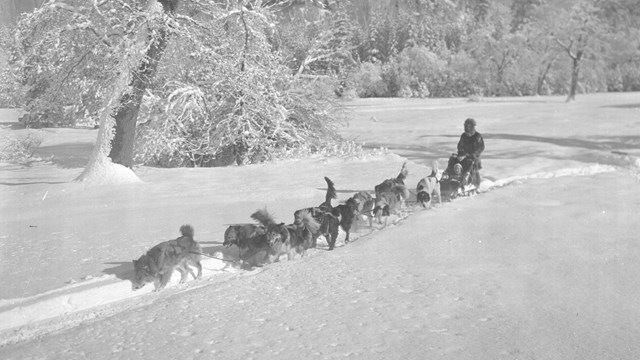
[274,0,640,99]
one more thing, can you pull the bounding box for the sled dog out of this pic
[416,169,441,208]
[132,225,202,291]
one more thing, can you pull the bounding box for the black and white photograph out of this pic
[1,0,639,359]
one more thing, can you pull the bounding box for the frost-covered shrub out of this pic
[134,9,352,167]
[13,1,140,129]
[353,62,388,98]
[365,46,480,98]
[394,46,442,98]
[620,63,640,91]
[0,26,23,108]
[432,51,485,97]
[607,63,640,92]
[135,72,350,167]
[269,139,366,162]
[0,134,43,163]
[135,78,355,167]
[380,61,402,97]
[0,71,23,109]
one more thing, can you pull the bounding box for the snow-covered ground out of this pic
[1,93,640,359]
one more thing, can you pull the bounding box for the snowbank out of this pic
[479,164,618,192]
[74,157,143,185]
[0,255,233,344]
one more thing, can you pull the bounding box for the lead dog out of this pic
[132,225,202,291]
[416,169,441,208]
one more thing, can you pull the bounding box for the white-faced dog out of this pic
[416,169,441,208]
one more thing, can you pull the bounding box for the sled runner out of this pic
[439,153,480,201]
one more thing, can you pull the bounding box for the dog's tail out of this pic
[297,209,321,234]
[396,162,408,184]
[430,160,440,182]
[391,183,410,200]
[321,176,337,208]
[180,224,194,238]
[251,208,277,227]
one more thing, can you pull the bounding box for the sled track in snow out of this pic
[0,163,623,347]
[0,195,437,347]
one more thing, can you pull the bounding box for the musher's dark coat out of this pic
[457,131,485,169]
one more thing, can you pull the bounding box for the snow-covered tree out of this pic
[14,0,348,178]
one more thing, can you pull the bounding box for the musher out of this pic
[447,118,484,186]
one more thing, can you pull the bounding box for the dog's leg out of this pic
[328,226,339,250]
[177,266,188,284]
[181,259,198,280]
[240,249,254,268]
[271,249,281,263]
[157,271,172,291]
[342,220,352,244]
[194,260,202,280]
[311,234,320,248]
[185,265,196,280]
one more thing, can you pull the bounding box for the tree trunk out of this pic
[109,93,145,167]
[566,50,582,102]
[108,0,179,168]
[535,57,555,96]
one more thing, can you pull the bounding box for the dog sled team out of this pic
[132,118,485,291]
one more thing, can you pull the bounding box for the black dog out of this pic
[294,207,341,250]
[331,196,360,244]
[223,224,266,258]
[294,177,341,249]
